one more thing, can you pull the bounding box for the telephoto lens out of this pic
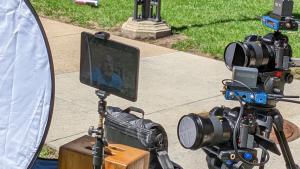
[224,33,292,71]
[177,107,233,150]
[224,41,272,70]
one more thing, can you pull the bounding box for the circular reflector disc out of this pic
[0,1,54,168]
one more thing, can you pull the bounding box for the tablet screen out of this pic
[80,32,140,102]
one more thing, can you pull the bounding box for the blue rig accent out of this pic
[225,89,268,105]
[225,160,233,166]
[243,152,253,161]
[262,16,280,31]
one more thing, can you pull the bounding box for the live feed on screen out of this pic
[80,32,140,102]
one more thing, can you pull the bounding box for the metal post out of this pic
[144,0,151,19]
[133,0,139,20]
[156,0,162,22]
[133,0,162,21]
[124,0,171,39]
[88,90,109,169]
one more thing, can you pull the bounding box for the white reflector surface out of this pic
[0,1,54,169]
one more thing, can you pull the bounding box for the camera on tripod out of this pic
[177,0,300,169]
[223,31,299,106]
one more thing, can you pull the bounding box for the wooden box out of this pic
[58,135,149,169]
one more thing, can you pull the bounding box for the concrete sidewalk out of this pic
[41,18,300,169]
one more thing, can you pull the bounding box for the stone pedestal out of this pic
[121,17,171,39]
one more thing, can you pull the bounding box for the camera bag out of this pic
[105,106,182,169]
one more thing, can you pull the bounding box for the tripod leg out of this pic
[206,155,227,169]
[258,131,271,169]
[273,113,298,169]
[258,116,273,169]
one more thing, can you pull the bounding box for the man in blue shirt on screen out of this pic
[92,54,123,91]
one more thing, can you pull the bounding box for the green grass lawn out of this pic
[294,68,300,79]
[32,0,300,59]
[39,145,58,159]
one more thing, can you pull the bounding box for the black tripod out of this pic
[254,106,298,169]
[206,104,299,169]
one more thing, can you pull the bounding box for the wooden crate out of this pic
[59,135,149,169]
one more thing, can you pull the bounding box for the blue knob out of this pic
[243,152,253,161]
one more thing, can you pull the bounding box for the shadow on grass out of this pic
[291,13,300,19]
[172,12,300,32]
[171,15,261,32]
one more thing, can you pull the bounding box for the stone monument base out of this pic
[121,17,171,39]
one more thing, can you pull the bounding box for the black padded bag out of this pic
[105,106,181,169]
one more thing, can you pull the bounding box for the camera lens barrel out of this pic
[224,42,272,70]
[177,113,231,150]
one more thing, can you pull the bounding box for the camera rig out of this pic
[177,0,300,169]
[223,0,300,108]
[224,1,300,106]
